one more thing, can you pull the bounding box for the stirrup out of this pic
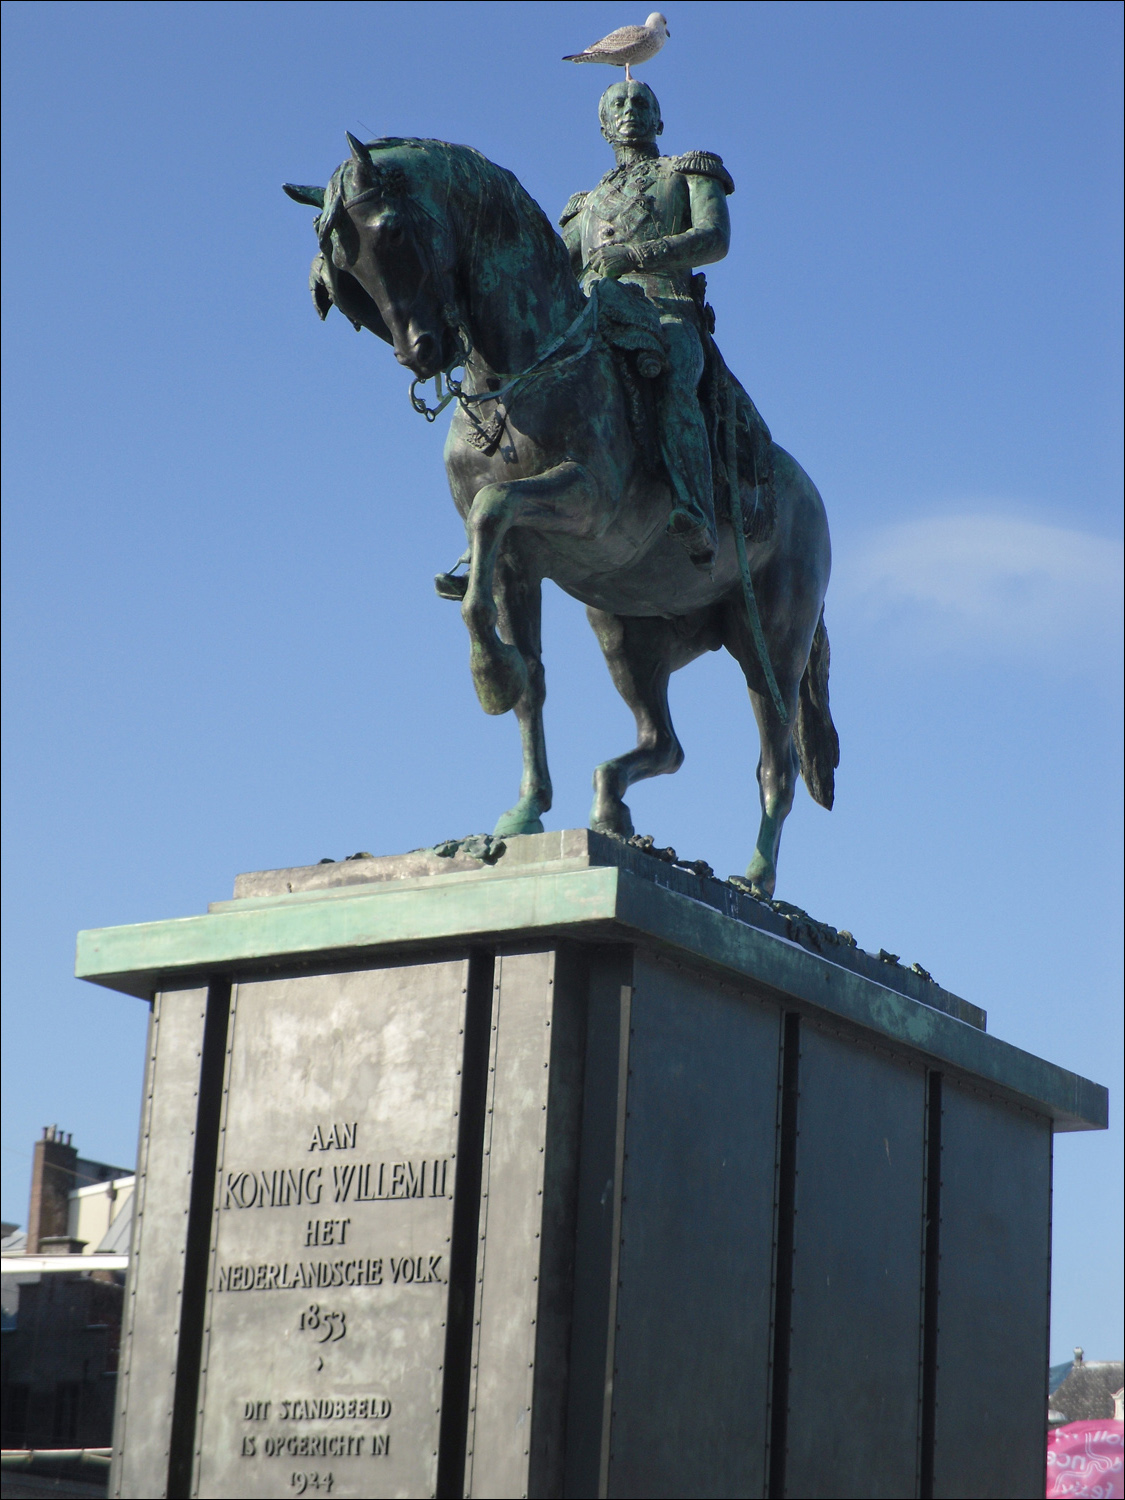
[435,549,471,600]
[434,571,469,601]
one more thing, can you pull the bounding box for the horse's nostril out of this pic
[407,332,443,375]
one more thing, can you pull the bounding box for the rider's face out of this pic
[602,84,660,146]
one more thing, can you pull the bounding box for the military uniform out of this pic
[561,149,735,563]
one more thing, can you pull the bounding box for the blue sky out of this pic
[2,1,1121,1362]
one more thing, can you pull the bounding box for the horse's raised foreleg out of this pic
[586,609,720,836]
[491,546,551,838]
[462,461,595,716]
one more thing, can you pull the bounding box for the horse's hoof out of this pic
[745,854,776,899]
[470,642,527,716]
[589,801,635,838]
[493,806,546,838]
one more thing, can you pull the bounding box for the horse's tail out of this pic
[795,611,839,810]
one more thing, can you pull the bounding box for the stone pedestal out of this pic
[75,831,1107,1500]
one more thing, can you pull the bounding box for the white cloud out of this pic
[833,513,1123,658]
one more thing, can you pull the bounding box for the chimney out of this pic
[27,1125,78,1254]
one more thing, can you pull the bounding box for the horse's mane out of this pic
[365,137,574,286]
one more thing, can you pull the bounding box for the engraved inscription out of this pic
[273,1397,391,1422]
[305,1218,351,1246]
[223,1167,323,1209]
[331,1159,449,1203]
[238,1388,395,1469]
[256,1434,389,1458]
[215,1253,445,1292]
[220,1158,450,1211]
[217,1258,383,1292]
[298,1305,346,1343]
[194,962,471,1497]
[290,1475,333,1496]
[389,1254,444,1285]
[242,1397,391,1433]
[309,1123,358,1151]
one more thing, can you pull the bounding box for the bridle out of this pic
[370,146,603,425]
[407,293,600,423]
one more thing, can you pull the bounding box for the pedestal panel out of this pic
[606,953,783,1499]
[191,960,470,1500]
[931,1081,1052,1500]
[784,1024,927,1500]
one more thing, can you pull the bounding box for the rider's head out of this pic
[599,81,663,149]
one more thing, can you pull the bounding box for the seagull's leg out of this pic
[624,63,633,81]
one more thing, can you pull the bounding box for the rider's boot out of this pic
[668,508,718,568]
[660,400,718,569]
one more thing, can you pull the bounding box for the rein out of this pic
[409,292,599,423]
[725,377,789,725]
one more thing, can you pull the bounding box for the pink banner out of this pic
[1047,1421,1124,1499]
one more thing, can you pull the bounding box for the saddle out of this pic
[592,276,669,375]
[434,281,776,600]
[699,333,777,545]
[594,277,776,545]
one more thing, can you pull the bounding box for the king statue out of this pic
[561,79,734,568]
[284,72,836,894]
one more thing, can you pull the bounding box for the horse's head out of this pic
[285,135,459,379]
[287,135,580,382]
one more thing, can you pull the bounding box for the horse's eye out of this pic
[378,220,405,247]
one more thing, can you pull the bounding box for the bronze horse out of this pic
[285,136,837,896]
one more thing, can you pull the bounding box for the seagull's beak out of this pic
[665,26,671,36]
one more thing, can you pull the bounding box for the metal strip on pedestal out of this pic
[563,947,635,1499]
[435,950,493,1500]
[464,950,555,1498]
[112,988,209,1500]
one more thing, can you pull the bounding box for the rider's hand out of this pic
[586,244,641,280]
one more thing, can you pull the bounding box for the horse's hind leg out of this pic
[743,691,799,897]
[720,596,802,898]
[586,608,719,836]
[491,547,551,838]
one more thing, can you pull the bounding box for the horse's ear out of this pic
[344,133,376,196]
[283,182,326,209]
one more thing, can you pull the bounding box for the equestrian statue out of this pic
[284,80,838,897]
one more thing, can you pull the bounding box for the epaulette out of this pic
[559,191,590,227]
[671,151,735,195]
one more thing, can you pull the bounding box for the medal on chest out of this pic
[588,161,663,242]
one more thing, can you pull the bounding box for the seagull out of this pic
[563,12,670,81]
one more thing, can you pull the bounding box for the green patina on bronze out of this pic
[73,861,1106,1133]
[283,85,839,897]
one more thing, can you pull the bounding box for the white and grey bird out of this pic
[563,12,670,81]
